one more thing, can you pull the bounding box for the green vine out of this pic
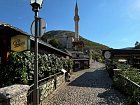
[0,51,73,88]
[112,63,140,104]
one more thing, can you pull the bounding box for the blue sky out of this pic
[1,0,140,49]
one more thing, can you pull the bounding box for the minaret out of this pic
[74,0,80,41]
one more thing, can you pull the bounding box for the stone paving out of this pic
[41,63,126,105]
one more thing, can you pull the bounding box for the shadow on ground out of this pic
[68,68,112,88]
[68,68,126,104]
[97,89,126,104]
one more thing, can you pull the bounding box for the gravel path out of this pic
[41,63,126,105]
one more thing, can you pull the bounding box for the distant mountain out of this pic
[41,30,109,50]
[41,30,110,62]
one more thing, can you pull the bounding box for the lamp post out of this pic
[30,0,44,105]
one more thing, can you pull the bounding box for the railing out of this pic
[113,74,140,104]
[27,72,64,105]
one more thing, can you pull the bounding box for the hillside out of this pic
[41,30,110,62]
[41,30,109,50]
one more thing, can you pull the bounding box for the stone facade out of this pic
[58,35,73,49]
[0,85,30,105]
[39,73,65,101]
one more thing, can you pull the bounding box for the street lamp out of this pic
[30,0,44,105]
[30,0,43,11]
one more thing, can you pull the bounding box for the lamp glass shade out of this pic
[37,0,43,5]
[30,0,43,6]
[30,0,35,4]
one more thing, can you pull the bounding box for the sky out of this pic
[1,0,140,49]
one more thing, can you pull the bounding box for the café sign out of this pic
[11,35,30,52]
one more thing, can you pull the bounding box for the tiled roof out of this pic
[0,22,71,57]
[0,22,28,35]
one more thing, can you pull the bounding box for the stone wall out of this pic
[0,74,65,105]
[56,74,65,87]
[0,85,30,105]
[39,73,65,101]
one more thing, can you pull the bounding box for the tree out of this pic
[49,38,60,48]
[135,41,140,49]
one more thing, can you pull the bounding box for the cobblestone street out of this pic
[42,63,126,105]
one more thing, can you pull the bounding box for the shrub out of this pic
[0,51,73,88]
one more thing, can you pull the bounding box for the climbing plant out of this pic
[0,51,73,88]
[112,63,140,104]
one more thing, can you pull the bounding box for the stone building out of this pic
[58,34,74,49]
[71,1,90,71]
[41,1,90,71]
[65,1,90,71]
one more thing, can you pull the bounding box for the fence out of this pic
[27,72,65,105]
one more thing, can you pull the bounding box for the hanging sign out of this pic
[11,35,30,52]
[61,68,67,73]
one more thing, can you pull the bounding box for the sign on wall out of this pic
[11,35,30,52]
[104,51,111,59]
